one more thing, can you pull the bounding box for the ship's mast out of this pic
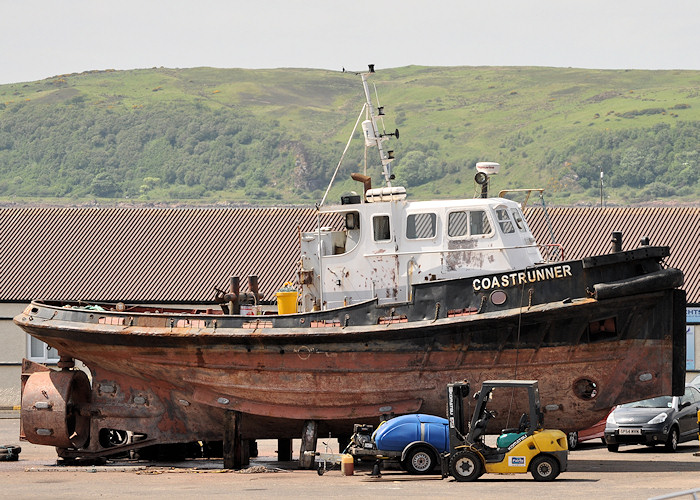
[319,65,399,207]
[359,65,398,187]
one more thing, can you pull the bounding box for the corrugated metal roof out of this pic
[524,206,700,304]
[1,205,698,304]
[0,207,339,303]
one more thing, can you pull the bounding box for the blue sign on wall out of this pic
[688,308,700,322]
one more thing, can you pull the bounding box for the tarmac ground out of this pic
[2,411,700,499]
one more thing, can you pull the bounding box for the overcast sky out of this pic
[2,0,699,85]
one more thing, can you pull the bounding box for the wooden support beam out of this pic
[223,410,249,469]
[298,419,318,469]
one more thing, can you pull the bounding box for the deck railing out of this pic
[539,243,565,262]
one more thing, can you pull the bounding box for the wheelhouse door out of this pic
[368,213,399,303]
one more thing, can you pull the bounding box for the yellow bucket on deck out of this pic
[276,282,297,315]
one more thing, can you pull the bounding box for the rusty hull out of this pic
[16,283,685,459]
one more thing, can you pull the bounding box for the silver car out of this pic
[604,385,700,452]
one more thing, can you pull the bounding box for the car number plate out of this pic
[618,428,642,435]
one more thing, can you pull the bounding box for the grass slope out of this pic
[1,65,699,206]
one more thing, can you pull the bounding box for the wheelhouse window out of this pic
[345,211,360,230]
[511,208,527,231]
[373,215,391,241]
[448,211,468,237]
[448,210,492,237]
[406,213,437,239]
[470,210,492,235]
[495,208,515,234]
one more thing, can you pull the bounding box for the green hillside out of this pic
[1,65,699,206]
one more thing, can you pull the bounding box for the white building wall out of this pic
[0,303,31,408]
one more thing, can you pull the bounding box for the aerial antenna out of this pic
[359,65,398,186]
[319,65,400,206]
[373,83,400,142]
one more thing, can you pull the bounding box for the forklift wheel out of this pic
[449,450,482,482]
[530,454,560,481]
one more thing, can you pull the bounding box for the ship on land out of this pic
[15,65,685,462]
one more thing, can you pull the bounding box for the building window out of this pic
[406,213,437,239]
[27,336,60,363]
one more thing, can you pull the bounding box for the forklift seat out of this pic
[497,413,530,448]
[496,431,526,449]
[501,413,530,434]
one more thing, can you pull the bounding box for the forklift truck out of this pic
[442,380,568,481]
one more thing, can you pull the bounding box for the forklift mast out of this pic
[446,381,470,444]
